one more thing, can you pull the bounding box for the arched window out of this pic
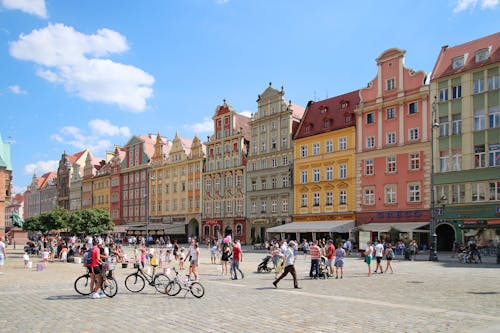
[236,223,243,236]
[203,225,210,239]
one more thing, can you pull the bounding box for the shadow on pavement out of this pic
[46,295,88,301]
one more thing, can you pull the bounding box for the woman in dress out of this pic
[334,243,346,279]
[220,242,231,276]
[384,243,395,273]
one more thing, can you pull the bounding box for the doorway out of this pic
[436,223,455,251]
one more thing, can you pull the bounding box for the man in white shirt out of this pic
[273,241,300,289]
[374,240,385,274]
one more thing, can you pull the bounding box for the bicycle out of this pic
[165,267,205,298]
[124,264,170,294]
[74,263,118,298]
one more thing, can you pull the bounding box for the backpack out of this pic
[84,248,93,267]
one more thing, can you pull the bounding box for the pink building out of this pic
[355,49,431,245]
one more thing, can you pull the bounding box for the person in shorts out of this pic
[325,240,336,276]
[364,241,374,277]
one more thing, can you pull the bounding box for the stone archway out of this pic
[188,218,199,240]
[436,223,455,251]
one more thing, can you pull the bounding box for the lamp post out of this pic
[429,97,439,261]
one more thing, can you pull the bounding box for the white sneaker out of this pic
[91,293,101,299]
[88,292,95,299]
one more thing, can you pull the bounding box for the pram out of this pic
[318,256,331,279]
[257,255,273,273]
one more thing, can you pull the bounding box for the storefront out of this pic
[266,220,355,243]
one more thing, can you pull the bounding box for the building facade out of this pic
[355,48,431,246]
[202,101,250,244]
[57,150,89,210]
[246,83,304,243]
[430,33,500,248]
[0,134,12,238]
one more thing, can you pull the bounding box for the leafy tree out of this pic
[22,216,42,232]
[22,206,69,233]
[67,209,114,235]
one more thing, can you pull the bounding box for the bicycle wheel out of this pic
[190,282,205,298]
[165,280,181,296]
[153,273,170,294]
[74,274,92,296]
[125,273,146,292]
[102,277,118,298]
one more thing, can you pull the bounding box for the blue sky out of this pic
[1,0,499,194]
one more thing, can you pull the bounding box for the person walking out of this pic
[384,243,395,273]
[374,240,385,274]
[364,240,374,277]
[273,241,300,289]
[230,240,244,280]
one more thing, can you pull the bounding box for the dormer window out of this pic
[341,102,348,109]
[452,55,465,69]
[320,107,328,114]
[475,48,490,63]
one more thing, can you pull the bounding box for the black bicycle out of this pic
[124,265,170,294]
[74,266,118,298]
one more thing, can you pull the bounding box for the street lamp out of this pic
[429,97,439,261]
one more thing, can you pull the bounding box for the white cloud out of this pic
[8,85,27,94]
[24,160,58,176]
[453,0,499,12]
[50,119,130,154]
[1,0,47,18]
[239,111,252,118]
[9,23,154,112]
[184,117,213,133]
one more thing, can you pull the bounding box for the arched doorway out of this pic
[224,226,232,238]
[188,219,199,240]
[436,223,454,251]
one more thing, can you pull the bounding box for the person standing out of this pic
[364,241,374,277]
[374,240,385,274]
[325,240,336,277]
[0,236,6,274]
[409,240,418,261]
[384,243,395,273]
[334,243,346,279]
[230,241,244,280]
[273,241,300,289]
[309,240,321,279]
[220,242,231,276]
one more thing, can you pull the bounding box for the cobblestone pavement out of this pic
[0,246,499,333]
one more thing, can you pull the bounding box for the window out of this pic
[271,138,277,150]
[312,143,320,155]
[226,201,232,213]
[409,153,420,170]
[313,192,320,206]
[386,107,396,120]
[367,113,375,124]
[364,187,375,205]
[386,132,396,145]
[387,156,396,173]
[325,140,333,153]
[474,78,485,94]
[475,48,489,62]
[325,166,333,181]
[339,164,347,179]
[452,55,464,69]
[283,155,289,165]
[251,201,257,213]
[409,128,419,141]
[261,159,267,169]
[272,158,278,168]
[282,175,289,188]
[326,191,333,206]
[475,109,485,130]
[261,179,267,190]
[271,200,277,213]
[339,137,347,150]
[385,184,396,204]
[452,114,462,135]
[366,136,375,149]
[440,151,449,172]
[408,183,421,202]
[301,194,308,207]
[409,102,418,114]
[475,145,486,168]
[339,190,347,205]
[439,116,449,137]
[282,199,288,212]
[300,170,308,184]
[471,183,487,202]
[365,159,374,176]
[489,74,499,90]
[260,200,267,213]
[271,177,277,189]
[323,119,330,128]
[439,88,448,102]
[451,150,462,171]
[313,168,320,182]
[300,145,308,158]
[489,181,500,201]
[452,85,462,99]
[451,184,465,203]
[489,143,500,167]
[387,78,395,90]
[489,106,500,128]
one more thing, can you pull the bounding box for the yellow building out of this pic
[287,91,360,241]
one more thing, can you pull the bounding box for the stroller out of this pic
[257,255,273,273]
[318,256,331,279]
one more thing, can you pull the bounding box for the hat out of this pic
[289,241,296,246]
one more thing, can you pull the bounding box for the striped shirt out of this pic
[309,245,321,259]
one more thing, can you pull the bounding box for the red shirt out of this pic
[91,246,100,268]
[326,244,336,259]
[232,245,241,261]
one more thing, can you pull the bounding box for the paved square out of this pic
[1,246,499,333]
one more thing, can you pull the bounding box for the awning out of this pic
[266,220,355,233]
[113,225,127,233]
[125,223,186,235]
[359,222,429,233]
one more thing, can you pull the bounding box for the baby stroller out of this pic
[257,255,273,273]
[318,256,331,279]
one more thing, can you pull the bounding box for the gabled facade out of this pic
[355,48,430,245]
[202,100,250,243]
[291,90,359,240]
[39,172,58,214]
[69,162,83,212]
[109,146,125,227]
[82,153,100,210]
[57,149,89,210]
[430,33,500,248]
[92,158,111,212]
[246,83,304,243]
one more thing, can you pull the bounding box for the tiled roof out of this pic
[294,90,360,139]
[68,149,87,164]
[431,32,500,80]
[290,103,306,120]
[38,171,57,189]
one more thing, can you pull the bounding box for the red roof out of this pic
[68,149,86,164]
[38,171,57,189]
[294,90,360,139]
[431,32,500,80]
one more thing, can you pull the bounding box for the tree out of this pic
[67,209,114,236]
[22,216,42,232]
[22,206,69,234]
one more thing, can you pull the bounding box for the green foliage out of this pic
[389,227,401,242]
[22,216,41,232]
[67,208,114,235]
